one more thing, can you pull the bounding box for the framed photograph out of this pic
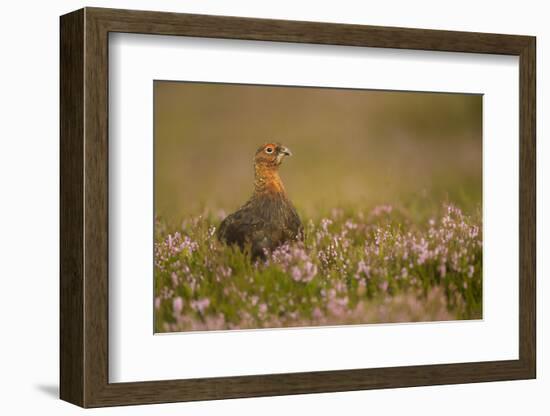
[60,7,536,407]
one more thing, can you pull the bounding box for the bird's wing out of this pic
[283,199,304,240]
[217,204,263,247]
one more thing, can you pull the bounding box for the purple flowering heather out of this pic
[155,203,482,332]
[172,297,183,315]
[190,298,210,314]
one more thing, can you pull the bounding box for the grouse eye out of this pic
[265,147,273,154]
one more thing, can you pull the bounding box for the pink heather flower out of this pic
[320,218,333,232]
[371,204,393,216]
[258,303,268,314]
[191,298,210,314]
[291,266,302,282]
[217,266,232,279]
[312,307,323,319]
[303,261,318,282]
[162,232,199,256]
[335,281,346,293]
[438,263,447,278]
[171,272,179,287]
[154,297,161,310]
[327,299,346,317]
[356,260,370,278]
[172,297,183,315]
[468,265,475,278]
[344,220,358,230]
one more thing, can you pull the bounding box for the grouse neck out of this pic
[254,164,286,196]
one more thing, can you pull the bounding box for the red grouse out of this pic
[217,143,303,259]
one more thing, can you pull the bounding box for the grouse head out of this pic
[254,142,292,167]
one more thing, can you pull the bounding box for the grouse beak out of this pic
[279,146,292,157]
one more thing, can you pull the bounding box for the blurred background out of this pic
[154,81,482,222]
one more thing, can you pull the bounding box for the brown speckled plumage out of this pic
[217,143,303,259]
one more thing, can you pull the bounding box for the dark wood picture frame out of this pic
[60,7,536,408]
